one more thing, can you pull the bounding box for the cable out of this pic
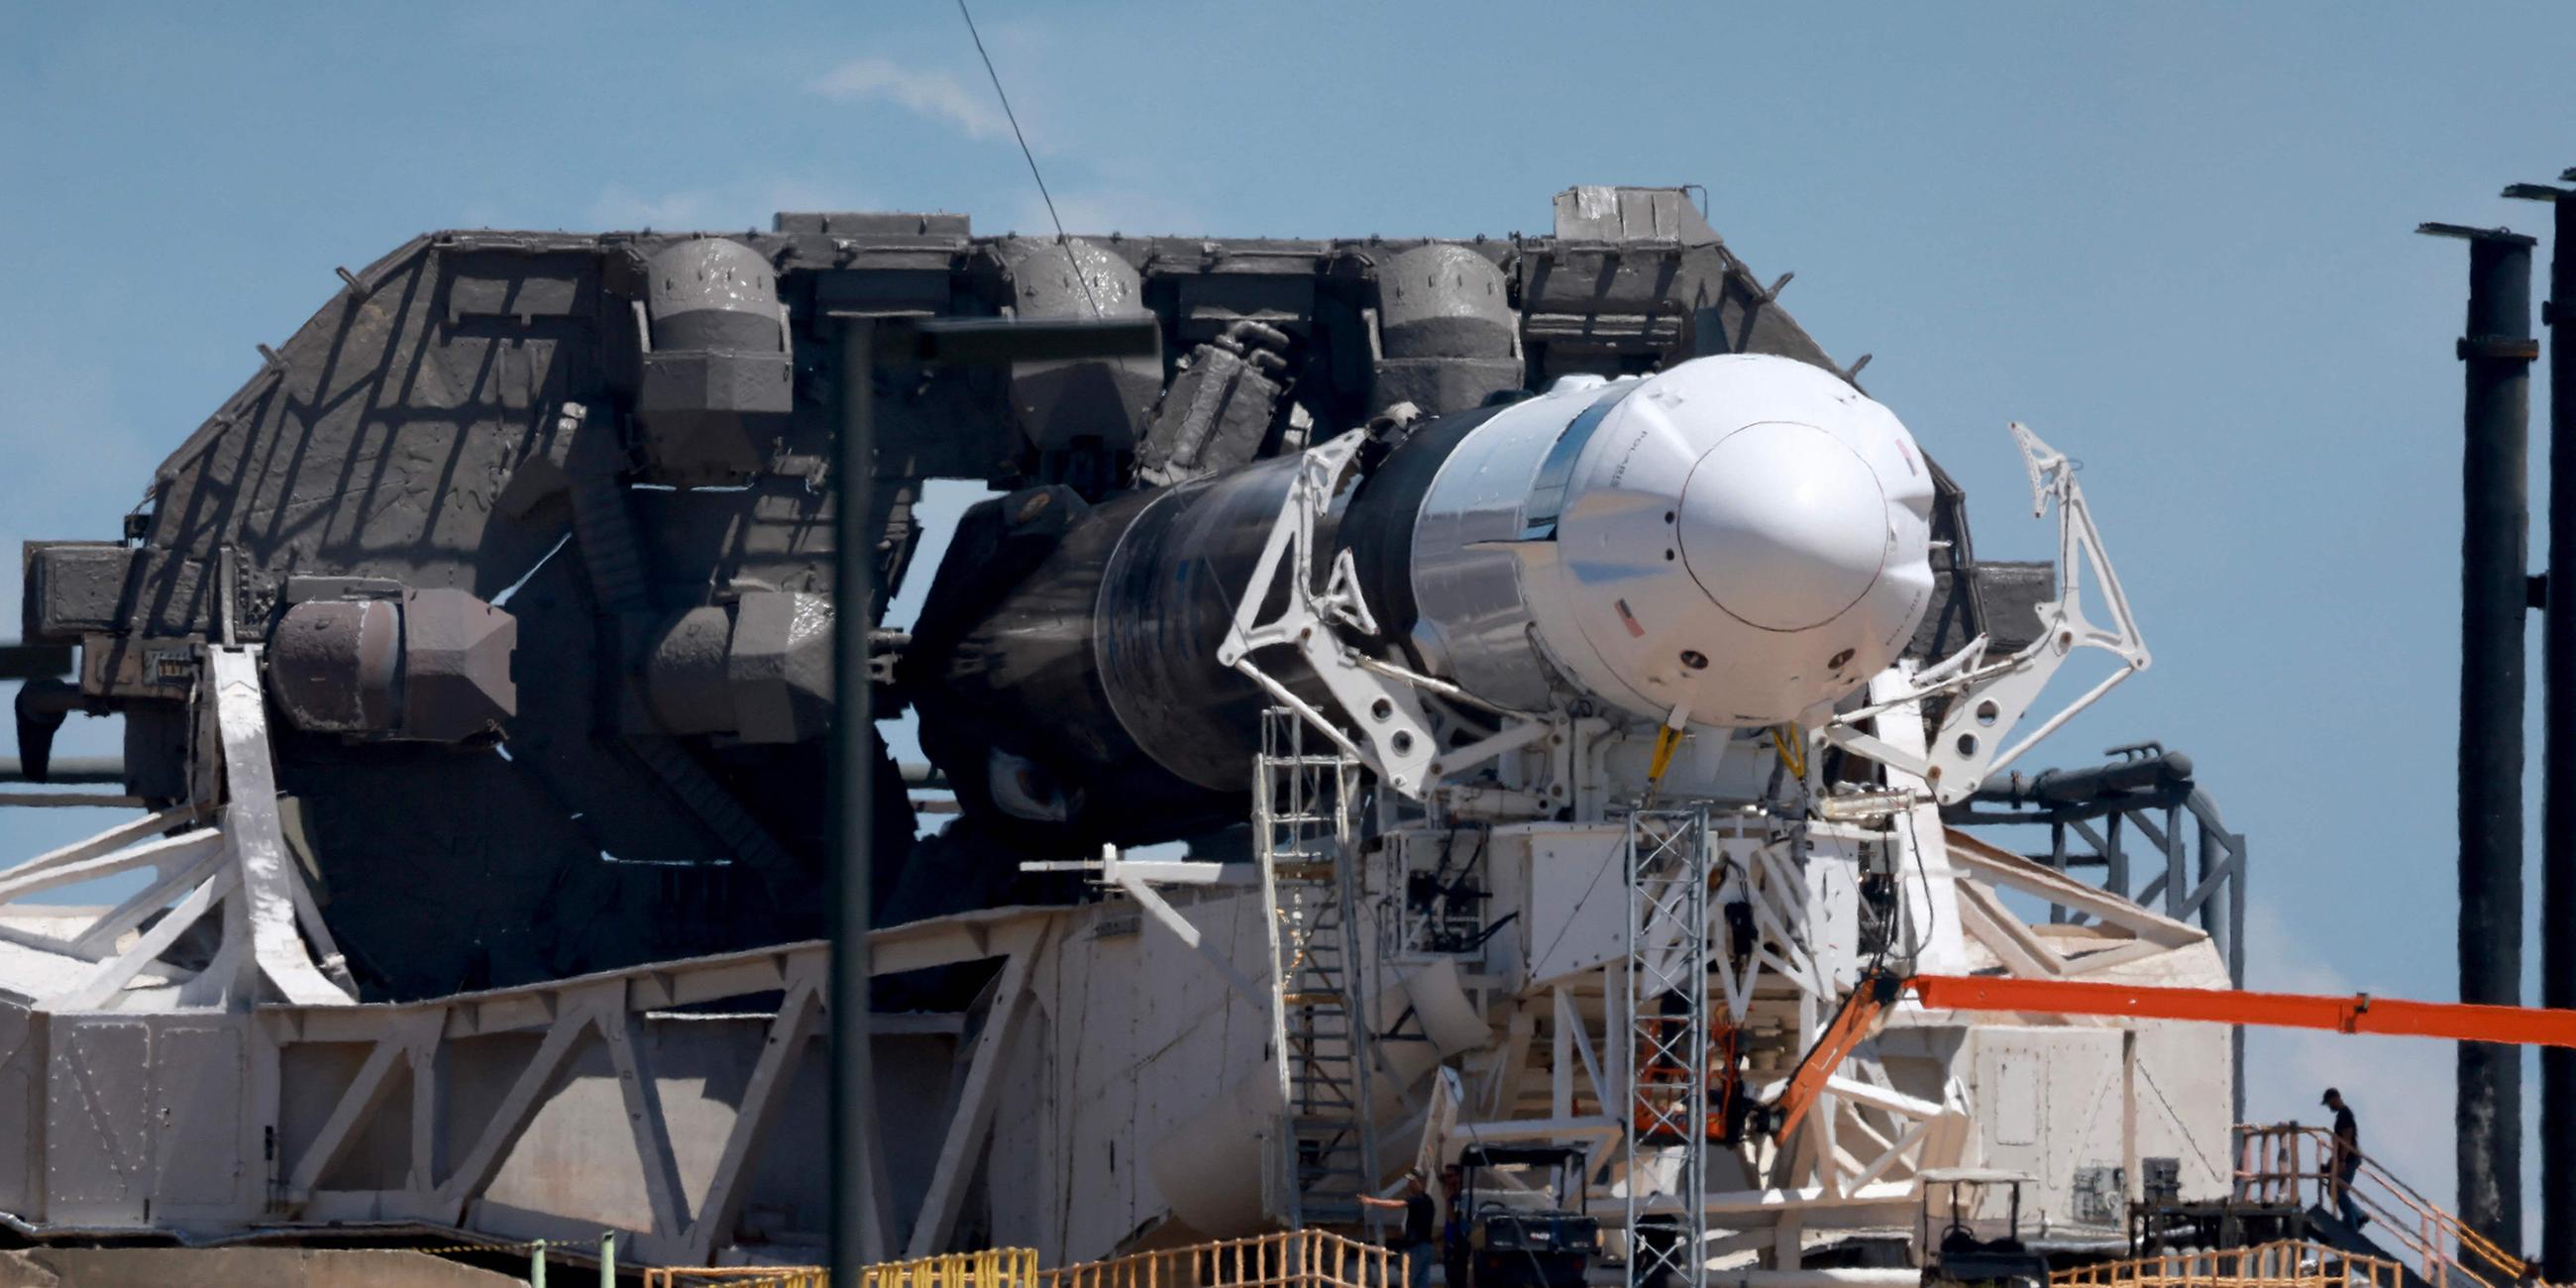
[955,0,1103,319]
[2131,1057,2222,1184]
[1897,804,1937,978]
[1528,831,1618,987]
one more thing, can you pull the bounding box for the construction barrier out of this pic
[2051,1240,2407,1288]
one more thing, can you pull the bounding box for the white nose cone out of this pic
[1518,354,1937,727]
[1679,421,1891,633]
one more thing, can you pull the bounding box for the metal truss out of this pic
[1823,423,2150,804]
[0,865,1055,1267]
[1257,709,1379,1230]
[0,646,352,1014]
[1218,430,1439,797]
[1625,807,1710,1288]
[1943,756,2248,1120]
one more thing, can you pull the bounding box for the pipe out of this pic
[2422,220,2537,1250]
[2546,188,2576,1283]
[0,758,120,785]
[830,319,881,1277]
[1967,751,2194,809]
[1705,1273,1919,1288]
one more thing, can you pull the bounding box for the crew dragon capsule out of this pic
[905,353,1937,844]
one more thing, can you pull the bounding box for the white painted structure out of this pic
[0,383,2229,1277]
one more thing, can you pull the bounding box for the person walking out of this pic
[2321,1088,2367,1229]
[1360,1171,1439,1288]
[1439,1163,1468,1288]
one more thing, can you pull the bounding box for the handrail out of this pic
[1036,1230,1402,1288]
[646,1249,1035,1288]
[2051,1238,2407,1288]
[2232,1125,2525,1288]
[644,1231,1401,1288]
[876,1250,1042,1288]
[643,1265,830,1288]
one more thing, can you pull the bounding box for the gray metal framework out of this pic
[1624,807,1710,1288]
[1945,755,2248,1122]
[1256,709,1377,1231]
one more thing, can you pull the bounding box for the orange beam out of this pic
[1907,974,2576,1048]
[1771,974,1902,1141]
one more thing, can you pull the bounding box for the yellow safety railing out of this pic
[649,1232,1397,1288]
[2050,1240,2408,1288]
[646,1248,1037,1288]
[1038,1230,1401,1288]
[643,1270,829,1288]
[876,1249,1042,1288]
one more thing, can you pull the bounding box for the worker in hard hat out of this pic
[2321,1088,2366,1229]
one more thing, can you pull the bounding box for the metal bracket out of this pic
[209,646,357,1006]
[1825,424,2149,803]
[1021,846,1268,1004]
[1216,429,1441,796]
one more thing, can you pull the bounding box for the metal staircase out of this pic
[2233,1125,2527,1288]
[1256,708,1378,1232]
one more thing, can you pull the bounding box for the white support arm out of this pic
[1215,430,1442,796]
[1825,424,2149,803]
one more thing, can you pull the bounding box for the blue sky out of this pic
[7,1,2576,1226]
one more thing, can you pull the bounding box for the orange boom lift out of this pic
[1770,972,2576,1142]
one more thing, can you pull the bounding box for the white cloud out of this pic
[2233,903,2548,1236]
[590,186,736,232]
[809,56,1009,142]
[589,178,879,233]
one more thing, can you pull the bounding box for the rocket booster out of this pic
[906,353,1937,843]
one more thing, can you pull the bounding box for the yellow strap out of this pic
[1770,723,1807,781]
[1647,723,1683,786]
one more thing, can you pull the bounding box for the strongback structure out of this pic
[0,187,2245,1274]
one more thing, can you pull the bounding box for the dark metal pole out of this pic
[2548,187,2576,1288]
[832,319,880,1278]
[2421,220,2536,1252]
[2511,175,2576,1283]
[817,312,1146,1272]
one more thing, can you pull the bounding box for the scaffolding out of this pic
[1256,709,1378,1231]
[1625,807,1712,1288]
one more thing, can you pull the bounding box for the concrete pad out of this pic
[0,1246,530,1287]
